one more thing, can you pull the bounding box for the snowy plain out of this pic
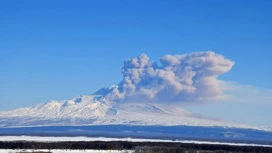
[0,149,133,153]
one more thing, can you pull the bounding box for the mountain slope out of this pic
[0,94,268,131]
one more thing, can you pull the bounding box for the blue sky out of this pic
[0,0,272,126]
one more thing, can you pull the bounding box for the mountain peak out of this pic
[71,95,103,103]
[92,85,118,97]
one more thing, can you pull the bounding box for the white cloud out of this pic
[220,81,272,104]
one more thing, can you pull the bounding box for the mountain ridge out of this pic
[0,93,270,132]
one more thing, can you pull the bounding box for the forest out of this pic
[0,141,271,153]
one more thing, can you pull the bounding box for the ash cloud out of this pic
[99,51,235,103]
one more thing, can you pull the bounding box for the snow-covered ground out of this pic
[0,149,133,153]
[0,136,271,148]
[0,136,172,142]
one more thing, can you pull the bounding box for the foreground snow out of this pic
[0,136,271,148]
[0,95,269,131]
[0,149,133,153]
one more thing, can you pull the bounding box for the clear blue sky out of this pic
[0,0,272,126]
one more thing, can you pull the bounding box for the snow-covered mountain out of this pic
[0,92,269,132]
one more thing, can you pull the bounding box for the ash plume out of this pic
[98,51,234,103]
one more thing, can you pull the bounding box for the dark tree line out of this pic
[0,141,271,153]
